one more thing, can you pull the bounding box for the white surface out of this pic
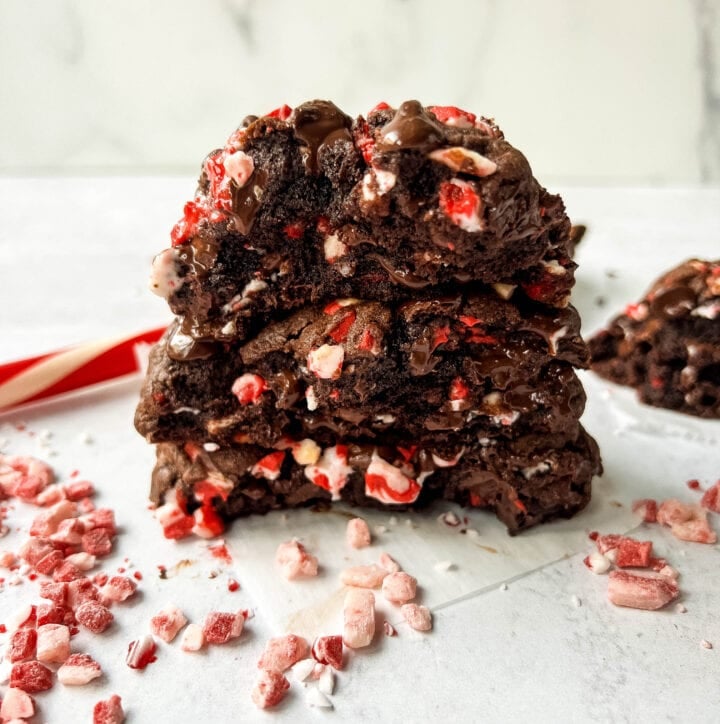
[1,180,720,722]
[0,0,719,183]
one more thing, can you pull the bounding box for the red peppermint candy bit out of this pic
[82,528,113,557]
[203,611,244,645]
[36,549,65,575]
[438,180,481,231]
[657,499,717,544]
[228,578,240,593]
[459,315,483,327]
[64,480,95,501]
[396,445,418,462]
[594,533,625,554]
[328,309,357,343]
[316,216,331,234]
[39,581,67,605]
[369,101,391,113]
[81,508,117,536]
[208,541,233,564]
[231,373,268,405]
[607,570,679,610]
[323,300,343,315]
[93,694,125,724]
[355,118,375,164]
[170,200,205,246]
[126,635,157,670]
[10,660,54,693]
[365,453,421,505]
[251,451,286,481]
[631,498,658,523]
[465,330,499,345]
[266,104,292,120]
[75,602,113,634]
[311,635,343,670]
[701,482,720,513]
[19,537,54,566]
[37,603,67,626]
[58,653,103,686]
[357,328,379,353]
[67,578,101,609]
[687,479,701,491]
[429,105,477,127]
[615,539,653,568]
[469,493,487,507]
[252,669,290,709]
[258,634,310,672]
[7,628,37,663]
[283,222,304,239]
[53,561,82,583]
[192,504,225,539]
[449,377,470,401]
[193,479,231,505]
[431,325,451,351]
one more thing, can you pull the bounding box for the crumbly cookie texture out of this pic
[151,100,575,346]
[590,258,720,417]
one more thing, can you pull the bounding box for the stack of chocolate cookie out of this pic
[135,100,601,539]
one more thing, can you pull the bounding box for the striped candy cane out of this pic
[0,326,168,412]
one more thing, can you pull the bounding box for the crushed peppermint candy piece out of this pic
[700,639,713,650]
[365,451,421,505]
[304,444,352,499]
[100,575,137,603]
[632,498,658,523]
[251,669,290,709]
[382,571,417,604]
[180,623,205,652]
[340,563,388,588]
[76,601,114,634]
[346,517,371,548]
[401,603,433,631]
[57,653,102,685]
[0,687,35,720]
[291,658,316,681]
[231,373,267,405]
[258,634,310,672]
[10,660,54,693]
[383,620,397,637]
[318,666,335,695]
[126,635,157,669]
[343,589,375,648]
[379,552,401,573]
[615,538,653,568]
[429,147,497,177]
[6,628,37,663]
[657,499,717,544]
[438,178,483,232]
[307,344,344,379]
[306,686,333,709]
[150,603,188,642]
[203,611,245,645]
[36,623,71,663]
[583,551,612,574]
[607,570,679,610]
[701,481,720,513]
[275,540,319,580]
[93,694,125,724]
[311,635,343,670]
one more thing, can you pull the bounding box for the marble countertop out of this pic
[1,179,719,723]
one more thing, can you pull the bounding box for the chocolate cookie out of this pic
[135,292,589,448]
[150,100,575,344]
[151,425,600,536]
[589,259,720,417]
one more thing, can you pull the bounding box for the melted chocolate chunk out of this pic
[377,100,446,152]
[230,169,268,235]
[290,100,353,174]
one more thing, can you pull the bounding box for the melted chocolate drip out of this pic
[270,370,301,408]
[368,254,431,289]
[166,325,218,361]
[649,286,697,319]
[177,236,219,278]
[377,100,446,152]
[290,100,353,174]
[231,168,268,235]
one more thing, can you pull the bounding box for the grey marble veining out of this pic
[0,0,718,183]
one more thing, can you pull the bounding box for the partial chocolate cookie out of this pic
[589,258,720,417]
[135,292,589,448]
[151,425,600,537]
[150,100,575,343]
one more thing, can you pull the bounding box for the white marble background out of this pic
[0,0,718,183]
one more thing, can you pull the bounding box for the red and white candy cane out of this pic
[0,326,167,412]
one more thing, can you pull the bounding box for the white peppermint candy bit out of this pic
[180,623,205,652]
[150,248,184,298]
[318,667,335,695]
[304,445,353,500]
[324,233,348,262]
[291,658,316,682]
[307,344,344,379]
[585,550,611,574]
[429,147,497,177]
[223,150,255,187]
[306,687,333,709]
[305,386,319,411]
[692,301,720,319]
[492,283,516,300]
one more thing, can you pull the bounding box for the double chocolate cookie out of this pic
[590,258,720,417]
[137,99,602,539]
